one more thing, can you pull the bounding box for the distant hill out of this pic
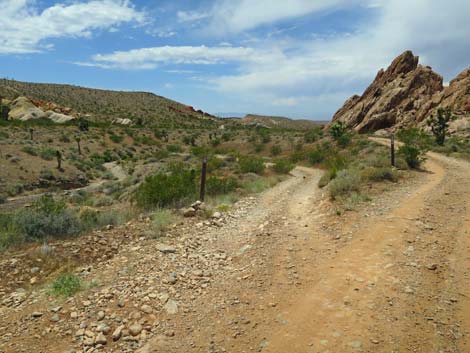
[235,114,327,130]
[0,79,219,128]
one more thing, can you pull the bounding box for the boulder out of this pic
[44,111,76,123]
[8,96,46,121]
[112,118,132,125]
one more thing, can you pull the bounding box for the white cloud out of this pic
[79,45,280,69]
[201,0,366,35]
[177,10,209,23]
[0,0,145,54]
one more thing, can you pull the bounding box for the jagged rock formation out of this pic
[417,68,470,122]
[333,51,470,132]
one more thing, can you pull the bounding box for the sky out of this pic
[1,1,469,120]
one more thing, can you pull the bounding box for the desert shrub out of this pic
[222,132,232,141]
[318,173,331,188]
[207,157,224,172]
[0,130,9,139]
[39,147,57,161]
[239,156,265,174]
[396,128,431,149]
[14,195,82,241]
[77,117,89,131]
[51,273,81,297]
[206,176,239,195]
[109,133,124,143]
[166,144,182,153]
[273,159,294,174]
[211,138,221,147]
[337,133,352,148]
[304,127,322,143]
[329,169,361,199]
[151,209,177,235]
[0,194,6,204]
[21,145,37,156]
[133,165,196,209]
[362,167,397,182]
[271,144,282,156]
[59,134,70,143]
[258,129,271,143]
[289,150,306,163]
[398,145,424,169]
[191,146,211,158]
[0,104,10,120]
[308,148,327,165]
[324,153,348,180]
[252,143,264,153]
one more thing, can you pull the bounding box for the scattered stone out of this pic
[31,312,43,318]
[129,323,143,337]
[182,207,196,217]
[156,244,176,254]
[141,304,153,314]
[95,333,107,345]
[163,299,178,314]
[113,325,125,341]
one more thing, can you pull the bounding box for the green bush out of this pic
[167,144,183,153]
[0,104,10,120]
[304,127,322,143]
[273,159,294,174]
[39,148,57,161]
[308,148,327,165]
[133,165,196,209]
[398,145,423,169]
[21,145,38,156]
[206,176,239,195]
[14,195,82,241]
[109,133,124,143]
[362,167,397,182]
[329,169,361,199]
[211,138,221,147]
[271,144,282,156]
[51,274,82,297]
[239,156,265,174]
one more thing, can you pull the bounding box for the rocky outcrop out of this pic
[8,96,46,121]
[416,68,470,123]
[44,111,76,123]
[332,51,460,132]
[6,96,76,123]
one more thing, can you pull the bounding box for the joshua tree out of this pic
[56,150,62,170]
[427,107,453,146]
[75,136,82,155]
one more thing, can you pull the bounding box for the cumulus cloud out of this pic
[78,45,282,69]
[0,0,145,54]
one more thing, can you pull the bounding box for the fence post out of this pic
[200,157,207,202]
[391,134,395,167]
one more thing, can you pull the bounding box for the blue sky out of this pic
[1,1,469,120]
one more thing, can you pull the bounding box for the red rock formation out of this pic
[332,51,444,132]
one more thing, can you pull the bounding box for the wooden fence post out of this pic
[200,157,207,202]
[391,134,395,167]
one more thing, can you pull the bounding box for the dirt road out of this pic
[1,150,469,353]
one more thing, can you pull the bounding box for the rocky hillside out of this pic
[332,51,470,132]
[237,114,325,130]
[0,79,218,127]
